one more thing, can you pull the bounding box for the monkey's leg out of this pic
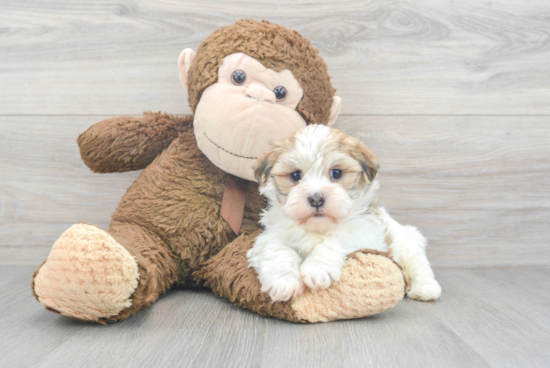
[32,222,179,323]
[196,231,407,323]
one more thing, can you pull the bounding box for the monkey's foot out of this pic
[32,223,139,323]
[290,251,407,322]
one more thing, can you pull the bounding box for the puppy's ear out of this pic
[254,148,280,186]
[352,142,379,182]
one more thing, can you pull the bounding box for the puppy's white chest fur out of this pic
[285,212,388,259]
[248,202,391,301]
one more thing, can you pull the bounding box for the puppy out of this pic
[247,124,441,302]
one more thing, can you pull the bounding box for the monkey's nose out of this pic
[308,193,325,209]
[245,84,276,103]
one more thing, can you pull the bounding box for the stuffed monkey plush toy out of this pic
[31,20,407,323]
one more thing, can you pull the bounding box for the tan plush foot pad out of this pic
[291,251,406,322]
[32,223,139,322]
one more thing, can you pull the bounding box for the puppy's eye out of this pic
[330,169,343,179]
[273,86,287,101]
[290,171,302,182]
[231,70,246,86]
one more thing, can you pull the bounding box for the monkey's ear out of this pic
[178,48,196,89]
[327,96,342,126]
[352,142,379,182]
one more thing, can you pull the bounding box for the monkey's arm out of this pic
[78,112,193,173]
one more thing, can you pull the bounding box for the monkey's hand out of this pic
[78,111,193,173]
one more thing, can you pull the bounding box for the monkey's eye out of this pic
[290,171,302,182]
[273,86,287,101]
[330,169,343,180]
[231,70,246,86]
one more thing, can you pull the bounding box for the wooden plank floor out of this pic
[0,266,548,368]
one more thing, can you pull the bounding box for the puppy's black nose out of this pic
[308,193,325,209]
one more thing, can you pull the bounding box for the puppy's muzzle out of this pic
[308,193,325,209]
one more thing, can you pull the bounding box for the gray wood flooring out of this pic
[1,266,548,368]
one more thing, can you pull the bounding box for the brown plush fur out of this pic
[195,230,301,322]
[187,19,336,125]
[78,112,189,173]
[31,20,405,323]
[107,117,265,288]
[33,112,266,321]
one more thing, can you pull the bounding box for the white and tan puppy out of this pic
[247,124,441,303]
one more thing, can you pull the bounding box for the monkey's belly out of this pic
[111,129,262,287]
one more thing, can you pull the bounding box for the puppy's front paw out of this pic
[407,278,442,301]
[261,273,304,302]
[300,259,342,290]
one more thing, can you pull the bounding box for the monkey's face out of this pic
[193,53,307,181]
